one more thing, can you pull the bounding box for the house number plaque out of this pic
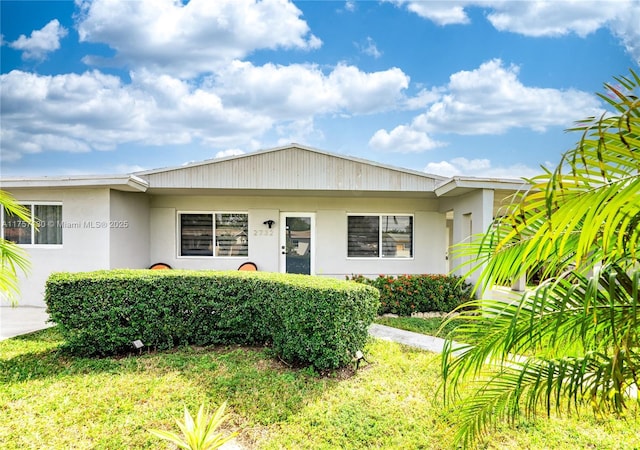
[253,229,274,236]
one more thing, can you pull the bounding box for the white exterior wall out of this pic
[3,184,495,307]
[148,195,447,277]
[439,189,495,287]
[3,188,111,306]
[109,191,150,269]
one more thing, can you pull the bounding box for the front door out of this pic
[280,213,314,275]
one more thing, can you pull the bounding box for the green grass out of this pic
[374,315,457,337]
[1,327,638,449]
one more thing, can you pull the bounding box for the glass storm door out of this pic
[280,213,314,275]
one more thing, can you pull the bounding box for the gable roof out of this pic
[136,144,446,194]
[0,144,530,199]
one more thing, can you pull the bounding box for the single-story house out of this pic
[1,144,528,307]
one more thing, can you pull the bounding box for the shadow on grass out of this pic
[0,327,140,383]
[0,327,348,426]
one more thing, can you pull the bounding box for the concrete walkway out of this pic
[368,323,448,353]
[0,306,52,341]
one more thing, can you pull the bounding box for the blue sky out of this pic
[1,0,639,179]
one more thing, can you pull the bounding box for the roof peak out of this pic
[135,143,447,181]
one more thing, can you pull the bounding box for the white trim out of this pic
[1,175,148,192]
[346,213,414,260]
[435,176,529,197]
[176,210,249,259]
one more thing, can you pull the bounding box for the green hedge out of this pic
[45,270,380,370]
[347,274,472,316]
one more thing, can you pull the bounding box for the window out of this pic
[180,213,213,256]
[1,203,63,245]
[348,215,413,258]
[179,212,248,257]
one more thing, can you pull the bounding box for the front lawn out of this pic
[1,327,638,449]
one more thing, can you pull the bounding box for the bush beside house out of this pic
[45,270,379,370]
[348,274,472,316]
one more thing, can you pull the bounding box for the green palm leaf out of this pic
[0,190,32,305]
[443,69,640,448]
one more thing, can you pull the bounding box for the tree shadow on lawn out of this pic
[0,327,352,427]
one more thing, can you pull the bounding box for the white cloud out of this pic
[485,1,615,37]
[0,70,273,161]
[609,2,640,64]
[425,157,491,177]
[328,64,409,114]
[417,59,601,135]
[371,59,601,152]
[404,1,471,25]
[0,59,411,161]
[396,1,640,62]
[214,61,409,117]
[404,87,442,110]
[357,37,382,59]
[8,19,68,60]
[215,149,246,159]
[369,125,446,152]
[275,118,324,146]
[75,0,321,78]
[424,157,540,179]
[115,164,147,173]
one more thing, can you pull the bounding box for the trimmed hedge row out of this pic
[348,274,472,316]
[45,270,380,370]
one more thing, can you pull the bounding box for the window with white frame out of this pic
[347,215,413,258]
[1,203,63,245]
[179,212,248,257]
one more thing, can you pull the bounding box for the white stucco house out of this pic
[1,144,528,307]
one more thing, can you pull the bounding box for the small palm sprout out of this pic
[149,402,238,450]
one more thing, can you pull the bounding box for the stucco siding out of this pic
[439,189,495,285]
[149,207,177,267]
[3,188,111,306]
[109,191,150,269]
[148,194,446,277]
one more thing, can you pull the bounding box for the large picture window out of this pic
[348,215,413,258]
[1,203,62,246]
[179,212,248,257]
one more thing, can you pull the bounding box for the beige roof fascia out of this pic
[1,174,149,192]
[435,176,530,198]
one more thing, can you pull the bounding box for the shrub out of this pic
[347,274,471,316]
[45,270,379,370]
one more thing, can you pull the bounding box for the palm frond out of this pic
[443,69,640,449]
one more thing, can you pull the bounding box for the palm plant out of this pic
[442,70,640,448]
[148,402,238,450]
[0,190,32,305]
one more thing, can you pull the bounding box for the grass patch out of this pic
[1,327,638,449]
[374,315,457,337]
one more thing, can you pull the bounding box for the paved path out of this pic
[368,323,448,353]
[0,307,52,341]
